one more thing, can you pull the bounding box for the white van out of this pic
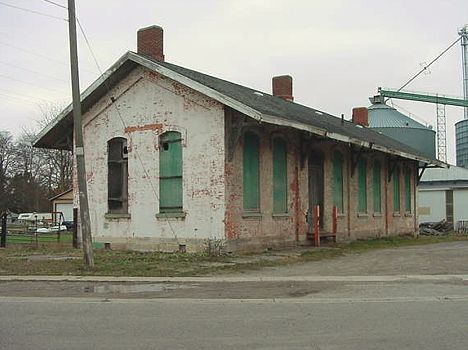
[17,213,53,223]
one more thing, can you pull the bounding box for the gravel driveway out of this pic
[234,241,468,277]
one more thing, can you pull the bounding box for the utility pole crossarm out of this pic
[378,88,468,107]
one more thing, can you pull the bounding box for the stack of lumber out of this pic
[419,220,453,235]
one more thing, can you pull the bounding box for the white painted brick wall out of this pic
[78,67,226,250]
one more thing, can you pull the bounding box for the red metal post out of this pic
[314,205,320,247]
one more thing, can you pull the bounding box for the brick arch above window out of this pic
[156,126,187,148]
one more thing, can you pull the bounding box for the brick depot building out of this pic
[34,25,445,252]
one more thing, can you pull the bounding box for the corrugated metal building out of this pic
[418,166,468,228]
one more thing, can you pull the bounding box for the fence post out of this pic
[314,205,320,247]
[1,212,6,248]
[72,208,78,248]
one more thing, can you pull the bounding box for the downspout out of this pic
[294,152,300,242]
[384,159,389,236]
[347,149,351,238]
[413,162,418,236]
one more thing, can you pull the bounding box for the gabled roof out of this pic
[33,51,446,167]
[420,165,468,183]
[49,188,73,201]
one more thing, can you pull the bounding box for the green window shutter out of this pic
[159,131,183,213]
[393,166,400,212]
[372,161,382,213]
[358,159,367,213]
[273,138,287,213]
[243,132,260,211]
[332,151,344,213]
[405,167,411,212]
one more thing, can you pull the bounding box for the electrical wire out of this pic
[0,41,96,74]
[396,37,462,93]
[0,92,41,106]
[0,87,54,102]
[0,73,66,94]
[0,60,69,83]
[76,19,179,239]
[77,19,103,74]
[0,1,67,21]
[40,0,67,10]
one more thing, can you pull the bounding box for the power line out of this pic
[0,40,68,65]
[396,37,462,92]
[77,20,179,239]
[0,41,96,74]
[0,87,54,102]
[0,60,69,83]
[0,73,66,94]
[0,92,41,106]
[77,19,103,73]
[40,0,67,9]
[0,1,67,21]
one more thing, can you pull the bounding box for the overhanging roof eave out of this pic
[33,51,137,149]
[260,113,447,167]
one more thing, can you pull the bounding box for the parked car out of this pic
[62,221,75,230]
[36,225,68,234]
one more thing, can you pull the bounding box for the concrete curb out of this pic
[1,274,467,283]
[2,295,468,304]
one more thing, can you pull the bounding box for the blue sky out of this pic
[0,0,467,163]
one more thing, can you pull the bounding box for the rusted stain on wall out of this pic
[124,123,163,133]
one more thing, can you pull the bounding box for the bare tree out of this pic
[1,102,73,213]
[0,131,14,212]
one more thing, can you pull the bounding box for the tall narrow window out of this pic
[393,166,400,212]
[108,137,128,213]
[373,161,382,213]
[332,151,344,213]
[243,132,260,211]
[159,131,183,213]
[404,167,411,213]
[357,159,367,213]
[272,138,287,213]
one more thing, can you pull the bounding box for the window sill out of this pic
[156,212,186,219]
[373,213,383,217]
[357,213,369,217]
[404,212,413,217]
[242,212,262,219]
[105,213,131,220]
[393,212,401,217]
[272,213,290,218]
[337,213,346,218]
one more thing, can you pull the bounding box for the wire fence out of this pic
[1,212,75,248]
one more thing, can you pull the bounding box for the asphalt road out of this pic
[1,295,467,350]
[1,241,467,349]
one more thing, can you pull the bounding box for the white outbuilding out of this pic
[418,165,468,229]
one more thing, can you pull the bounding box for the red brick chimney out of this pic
[272,75,293,101]
[352,107,369,127]
[137,25,165,61]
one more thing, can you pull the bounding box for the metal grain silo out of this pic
[456,25,468,168]
[456,119,468,168]
[368,102,436,159]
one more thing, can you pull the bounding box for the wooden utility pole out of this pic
[67,0,94,267]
